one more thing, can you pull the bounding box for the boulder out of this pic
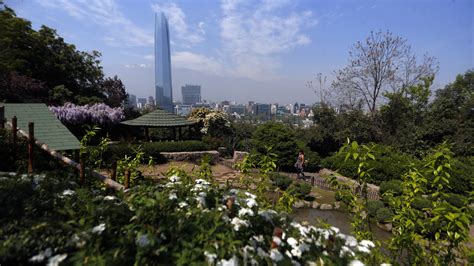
[294,200,306,208]
[312,201,320,209]
[377,222,393,232]
[320,203,333,210]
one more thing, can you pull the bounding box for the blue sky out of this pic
[6,0,473,104]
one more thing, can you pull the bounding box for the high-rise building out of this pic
[126,94,137,109]
[181,85,201,105]
[137,98,147,109]
[155,12,173,113]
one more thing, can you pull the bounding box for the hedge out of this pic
[102,141,210,165]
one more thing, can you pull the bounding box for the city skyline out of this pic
[7,0,473,104]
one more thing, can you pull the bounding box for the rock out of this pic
[233,151,249,162]
[334,201,341,210]
[377,222,392,232]
[294,200,306,208]
[303,201,312,207]
[312,201,320,209]
[320,203,333,210]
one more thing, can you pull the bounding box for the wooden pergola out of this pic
[120,109,198,141]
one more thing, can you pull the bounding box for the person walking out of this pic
[294,150,305,179]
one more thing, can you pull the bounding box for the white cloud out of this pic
[36,0,153,46]
[219,0,315,79]
[151,3,205,45]
[124,64,151,68]
[144,54,154,61]
[172,52,224,76]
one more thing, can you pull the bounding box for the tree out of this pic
[251,122,298,170]
[0,7,106,104]
[101,75,128,107]
[332,30,438,112]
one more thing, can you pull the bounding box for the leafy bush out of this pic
[270,172,293,190]
[449,157,474,196]
[321,144,415,184]
[367,201,385,217]
[252,122,299,171]
[289,182,312,199]
[375,207,393,223]
[102,141,210,165]
[0,171,377,265]
[411,197,432,210]
[444,193,467,208]
[380,180,403,196]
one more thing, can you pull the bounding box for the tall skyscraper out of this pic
[155,12,173,113]
[181,84,201,105]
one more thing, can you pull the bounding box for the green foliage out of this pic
[251,122,298,171]
[411,196,432,210]
[102,141,210,165]
[288,182,312,199]
[322,144,415,184]
[379,180,402,196]
[443,193,467,208]
[0,7,106,104]
[0,171,378,265]
[367,200,385,217]
[116,146,145,187]
[270,173,293,190]
[375,208,393,223]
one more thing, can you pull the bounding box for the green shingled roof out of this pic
[121,109,196,127]
[1,103,80,151]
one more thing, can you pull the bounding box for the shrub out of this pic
[367,200,385,217]
[270,173,293,190]
[449,157,474,197]
[375,207,393,223]
[289,182,312,199]
[251,122,298,171]
[380,180,403,196]
[102,141,210,165]
[444,193,467,208]
[320,144,415,184]
[411,197,432,210]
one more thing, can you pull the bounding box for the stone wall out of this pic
[233,151,249,162]
[161,151,219,164]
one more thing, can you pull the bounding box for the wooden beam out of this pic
[28,122,34,174]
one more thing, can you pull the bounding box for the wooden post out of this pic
[111,161,117,181]
[145,127,150,142]
[0,106,4,129]
[79,153,85,184]
[311,176,315,186]
[28,122,34,174]
[124,169,130,189]
[12,116,17,145]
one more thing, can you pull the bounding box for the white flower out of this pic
[217,255,238,266]
[178,201,188,208]
[231,217,249,231]
[70,234,86,248]
[245,198,258,208]
[196,179,210,185]
[61,189,75,197]
[47,254,67,266]
[270,249,283,262]
[272,236,282,246]
[344,235,358,247]
[348,260,365,266]
[238,207,254,217]
[359,239,375,248]
[91,223,106,234]
[169,175,180,182]
[339,246,355,257]
[287,237,298,247]
[252,235,264,242]
[330,226,340,234]
[169,192,178,200]
[380,264,392,266]
[244,191,256,199]
[196,192,207,207]
[104,195,117,201]
[356,245,371,253]
[136,234,150,247]
[258,210,277,221]
[257,247,268,258]
[29,248,52,263]
[229,188,239,195]
[204,251,217,264]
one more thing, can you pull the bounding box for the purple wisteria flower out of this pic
[50,103,125,125]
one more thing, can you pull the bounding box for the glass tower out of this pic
[155,12,173,113]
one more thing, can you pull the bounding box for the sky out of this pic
[6,0,474,105]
